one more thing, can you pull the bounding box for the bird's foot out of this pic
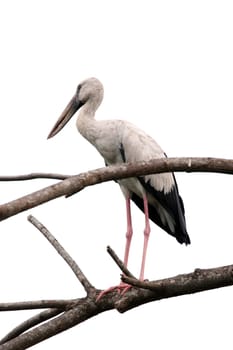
[96,282,132,301]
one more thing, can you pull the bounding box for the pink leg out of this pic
[96,198,133,301]
[123,197,133,267]
[139,195,151,281]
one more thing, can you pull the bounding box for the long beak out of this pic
[47,95,82,139]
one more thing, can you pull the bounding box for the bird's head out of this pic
[47,77,104,139]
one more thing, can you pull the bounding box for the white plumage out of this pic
[48,77,190,282]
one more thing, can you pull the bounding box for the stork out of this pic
[48,77,190,290]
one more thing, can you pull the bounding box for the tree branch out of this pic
[107,246,136,278]
[0,173,70,181]
[0,300,71,311]
[1,263,233,349]
[0,309,62,345]
[27,215,95,295]
[117,264,233,311]
[1,215,233,348]
[0,157,233,222]
[1,157,233,348]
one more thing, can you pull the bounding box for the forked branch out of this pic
[1,158,233,348]
[1,215,233,349]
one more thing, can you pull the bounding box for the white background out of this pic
[0,1,233,348]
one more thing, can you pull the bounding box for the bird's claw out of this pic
[96,282,132,301]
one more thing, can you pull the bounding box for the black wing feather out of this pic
[132,175,190,245]
[108,145,190,245]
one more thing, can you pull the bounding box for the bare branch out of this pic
[1,263,233,349]
[118,264,233,312]
[0,173,71,181]
[0,309,62,345]
[107,246,136,278]
[28,215,95,295]
[0,298,99,350]
[0,299,72,311]
[0,157,233,222]
[1,158,233,348]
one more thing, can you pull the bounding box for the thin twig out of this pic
[0,298,101,350]
[0,173,71,181]
[107,246,136,279]
[121,276,161,289]
[0,309,62,345]
[0,299,75,311]
[27,215,95,295]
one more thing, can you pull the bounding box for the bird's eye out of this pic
[77,84,82,94]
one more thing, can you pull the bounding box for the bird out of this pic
[48,77,190,289]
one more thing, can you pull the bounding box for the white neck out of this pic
[76,101,99,145]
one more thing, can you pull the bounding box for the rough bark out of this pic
[1,157,233,349]
[0,157,233,221]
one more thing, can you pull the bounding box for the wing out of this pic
[119,122,190,244]
[133,174,190,244]
[120,121,174,192]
